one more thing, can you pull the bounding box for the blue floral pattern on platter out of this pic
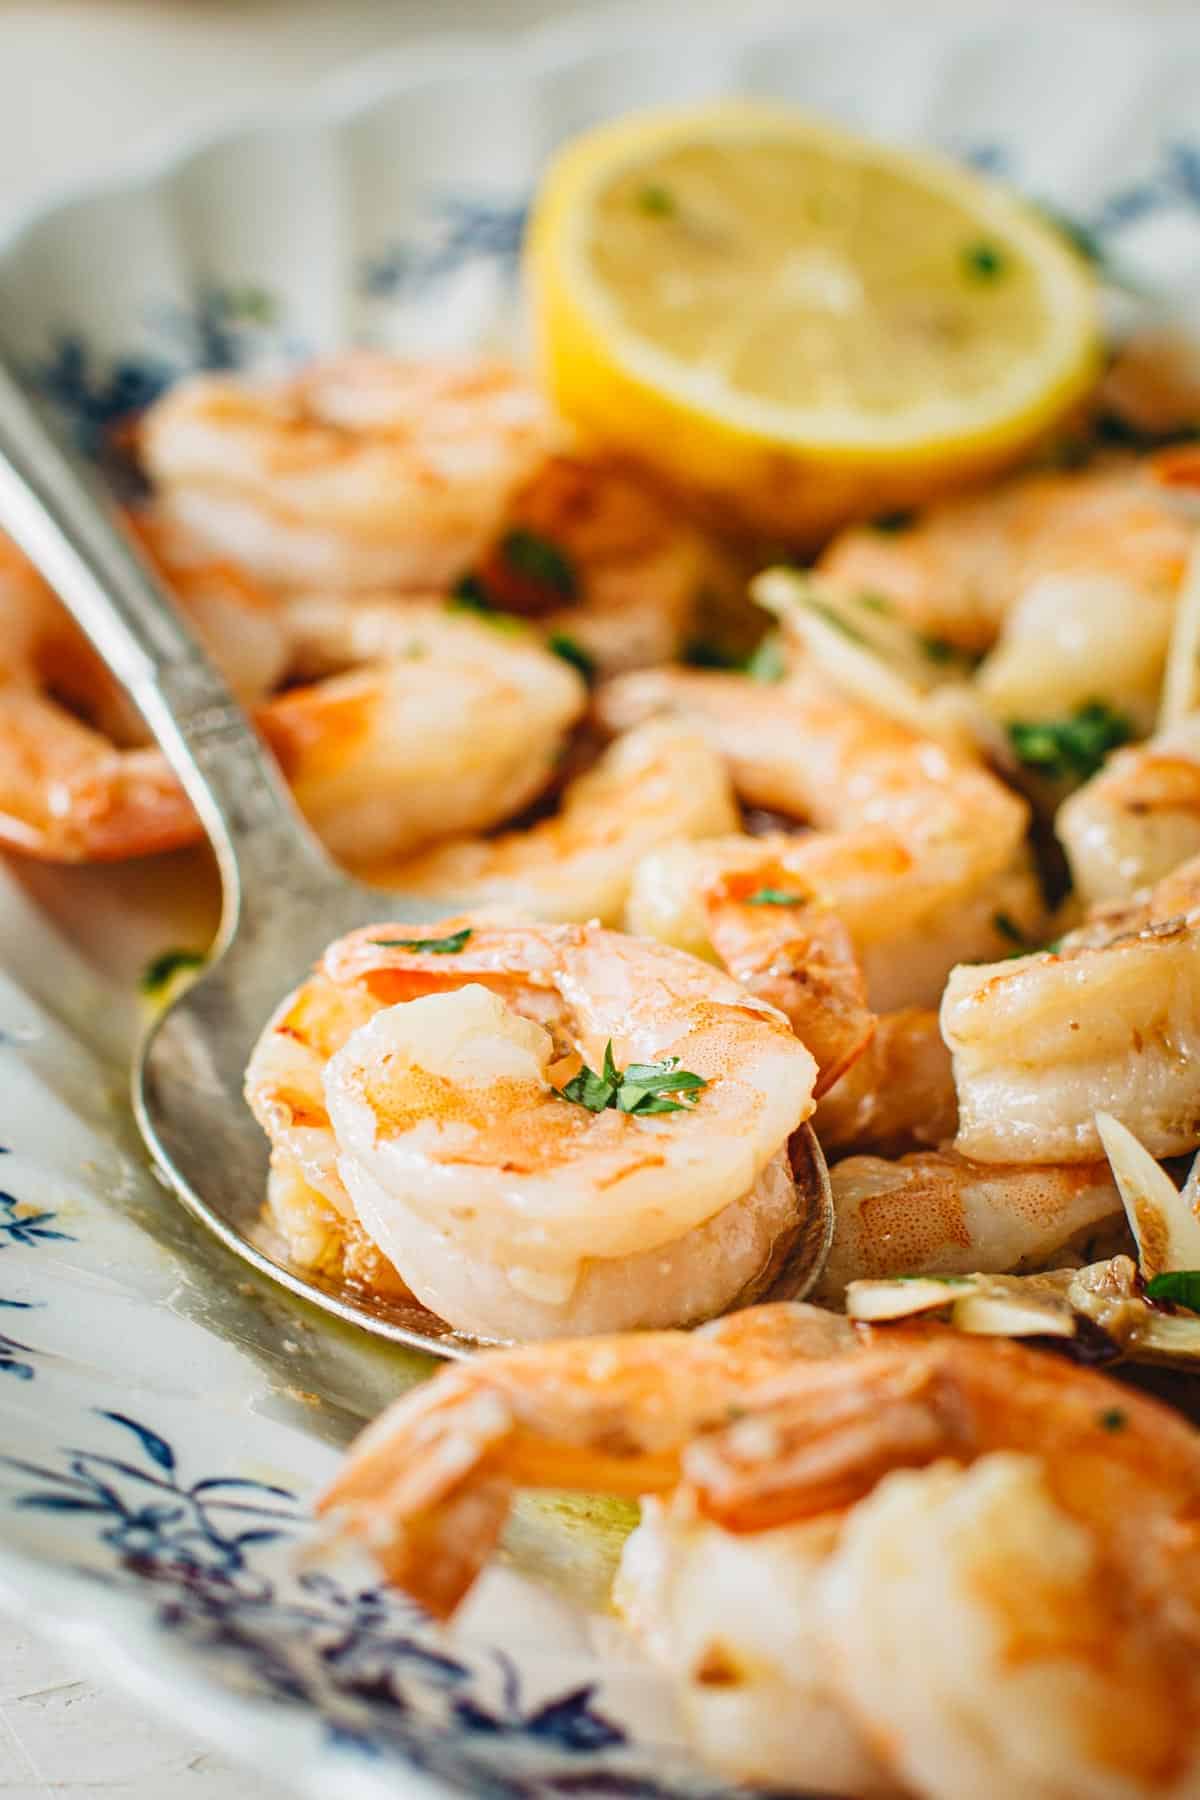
[0,1410,766,1800]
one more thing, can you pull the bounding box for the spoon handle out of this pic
[0,359,338,934]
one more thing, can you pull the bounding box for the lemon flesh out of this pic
[528,105,1101,541]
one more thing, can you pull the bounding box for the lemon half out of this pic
[527,102,1100,541]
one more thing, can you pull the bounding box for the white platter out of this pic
[3,7,1200,1795]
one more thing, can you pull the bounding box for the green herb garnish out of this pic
[805,598,868,646]
[558,1041,708,1116]
[917,633,959,665]
[637,184,676,217]
[962,240,1008,281]
[871,510,915,534]
[547,633,596,685]
[449,578,527,633]
[746,888,803,907]
[372,928,473,955]
[1098,1407,1128,1433]
[744,634,787,683]
[1145,1270,1200,1315]
[140,948,205,995]
[855,590,894,615]
[1008,701,1133,784]
[501,529,578,600]
[888,1274,972,1286]
[683,637,743,670]
[993,911,1030,948]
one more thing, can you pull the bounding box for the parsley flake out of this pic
[855,590,894,615]
[1008,701,1133,784]
[1098,1407,1128,1433]
[746,888,804,907]
[637,184,676,217]
[501,529,578,600]
[557,1041,708,1116]
[1145,1270,1200,1315]
[547,632,596,685]
[962,240,1008,281]
[140,948,205,995]
[993,911,1030,948]
[917,633,960,665]
[744,634,787,683]
[449,578,527,633]
[871,510,915,534]
[372,928,473,955]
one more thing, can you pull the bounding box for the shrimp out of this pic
[813,1007,957,1158]
[315,1300,858,1618]
[246,919,819,1343]
[0,524,289,860]
[1058,713,1200,905]
[364,720,739,925]
[942,854,1200,1164]
[633,1334,1200,1800]
[818,461,1189,655]
[255,598,586,864]
[814,1149,1124,1302]
[626,828,1042,1014]
[597,663,1030,907]
[465,453,730,675]
[140,354,556,591]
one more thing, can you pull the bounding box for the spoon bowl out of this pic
[0,356,835,1355]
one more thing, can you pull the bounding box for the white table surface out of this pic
[0,0,1189,1794]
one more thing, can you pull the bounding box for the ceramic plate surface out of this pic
[4,7,1200,1795]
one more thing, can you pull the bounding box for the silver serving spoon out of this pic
[0,358,833,1356]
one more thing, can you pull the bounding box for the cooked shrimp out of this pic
[813,1007,957,1158]
[1058,713,1200,905]
[818,461,1189,654]
[315,1300,858,1618]
[247,919,818,1343]
[942,854,1200,1164]
[0,524,289,860]
[365,720,739,925]
[598,663,1030,901]
[815,1149,1123,1302]
[256,598,586,863]
[466,453,728,675]
[640,1334,1200,1800]
[140,354,556,591]
[627,828,1042,1014]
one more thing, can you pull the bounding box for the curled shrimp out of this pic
[630,1333,1200,1800]
[818,461,1188,655]
[466,453,730,676]
[140,353,556,591]
[246,919,819,1343]
[0,523,289,860]
[815,1149,1123,1302]
[315,1300,858,1618]
[366,719,739,925]
[812,1007,957,1158]
[1057,713,1200,906]
[942,854,1200,1164]
[255,597,586,864]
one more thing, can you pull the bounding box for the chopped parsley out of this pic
[1008,701,1133,784]
[962,240,1008,281]
[557,1041,708,1116]
[917,633,959,665]
[637,183,676,217]
[746,888,804,907]
[744,633,787,683]
[371,928,473,955]
[1098,1407,1128,1433]
[855,590,894,615]
[805,597,868,646]
[140,948,205,995]
[500,529,578,600]
[683,637,743,670]
[1145,1270,1200,1315]
[547,632,596,685]
[888,1274,972,1286]
[870,510,915,534]
[993,911,1030,948]
[448,579,527,633]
